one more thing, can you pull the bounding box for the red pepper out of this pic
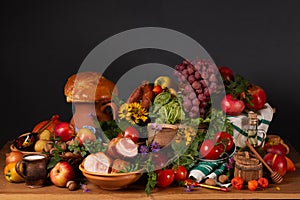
[231,177,244,190]
[257,177,269,189]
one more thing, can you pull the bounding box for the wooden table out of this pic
[1,141,300,200]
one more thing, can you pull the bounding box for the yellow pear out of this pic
[34,139,48,152]
[39,130,52,140]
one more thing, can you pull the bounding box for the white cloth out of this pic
[227,103,274,148]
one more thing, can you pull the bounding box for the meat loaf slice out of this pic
[83,152,111,174]
[111,159,130,173]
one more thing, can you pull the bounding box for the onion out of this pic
[5,151,23,165]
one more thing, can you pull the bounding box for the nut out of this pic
[205,178,217,186]
[63,152,74,158]
[58,142,67,151]
[66,180,78,191]
[49,147,57,155]
[218,175,229,184]
[66,140,75,146]
[44,141,54,152]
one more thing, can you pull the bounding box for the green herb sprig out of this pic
[145,155,156,196]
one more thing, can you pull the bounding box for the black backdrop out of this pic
[1,0,300,152]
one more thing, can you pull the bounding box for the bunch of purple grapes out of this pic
[173,59,223,118]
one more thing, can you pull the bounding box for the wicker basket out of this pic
[147,123,179,147]
[147,123,208,147]
[233,151,263,182]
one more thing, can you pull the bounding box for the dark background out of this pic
[1,0,300,152]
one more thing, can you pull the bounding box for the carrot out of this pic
[285,156,296,172]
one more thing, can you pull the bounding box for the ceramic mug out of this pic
[15,154,48,188]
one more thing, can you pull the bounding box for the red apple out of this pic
[54,122,75,142]
[221,94,245,116]
[75,127,96,145]
[50,161,75,187]
[266,143,287,156]
[263,152,287,177]
[246,84,267,110]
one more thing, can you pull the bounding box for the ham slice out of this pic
[83,152,111,174]
[111,159,130,173]
[107,137,138,159]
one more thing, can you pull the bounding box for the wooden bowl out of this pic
[10,144,42,155]
[79,164,144,190]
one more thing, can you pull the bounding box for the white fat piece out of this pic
[116,138,138,158]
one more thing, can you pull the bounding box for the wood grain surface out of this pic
[1,141,300,200]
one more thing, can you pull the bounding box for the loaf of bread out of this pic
[64,71,118,103]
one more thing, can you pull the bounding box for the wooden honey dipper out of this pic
[245,140,283,184]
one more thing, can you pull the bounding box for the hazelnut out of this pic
[63,152,74,158]
[49,147,57,155]
[44,141,54,152]
[218,175,229,184]
[66,140,75,146]
[205,178,217,186]
[66,180,78,191]
[58,142,67,151]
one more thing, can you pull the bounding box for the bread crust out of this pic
[64,71,118,102]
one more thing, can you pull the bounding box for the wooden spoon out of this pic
[245,140,283,184]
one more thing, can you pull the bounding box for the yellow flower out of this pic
[119,103,130,120]
[119,102,149,125]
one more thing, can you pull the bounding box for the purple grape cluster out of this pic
[173,59,222,118]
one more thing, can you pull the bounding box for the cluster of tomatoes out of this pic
[156,165,188,188]
[199,132,234,160]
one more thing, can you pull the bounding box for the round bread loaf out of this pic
[64,71,118,103]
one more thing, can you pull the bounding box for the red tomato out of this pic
[156,169,175,187]
[257,177,269,189]
[152,85,163,95]
[173,165,187,181]
[231,176,244,190]
[247,179,258,191]
[214,132,234,152]
[218,66,234,82]
[123,126,139,143]
[199,140,225,160]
